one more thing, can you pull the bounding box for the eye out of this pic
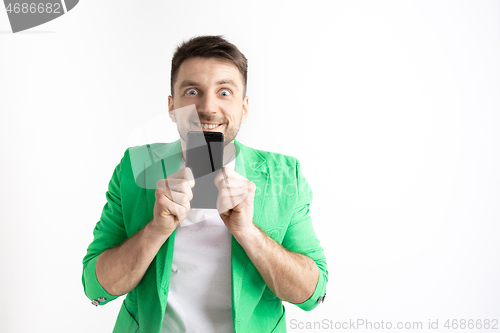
[219,89,231,97]
[186,89,198,95]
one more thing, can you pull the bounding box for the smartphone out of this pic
[186,131,224,209]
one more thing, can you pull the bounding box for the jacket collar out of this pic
[149,138,267,179]
[151,139,181,161]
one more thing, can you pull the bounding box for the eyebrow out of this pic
[216,79,239,91]
[177,79,240,92]
[177,80,198,91]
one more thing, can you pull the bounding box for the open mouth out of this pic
[193,122,224,131]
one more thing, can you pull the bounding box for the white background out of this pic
[1,1,499,332]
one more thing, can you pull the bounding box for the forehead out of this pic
[175,57,244,90]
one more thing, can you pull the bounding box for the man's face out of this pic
[168,57,249,146]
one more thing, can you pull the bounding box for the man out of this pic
[82,35,327,333]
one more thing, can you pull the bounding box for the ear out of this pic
[241,96,249,123]
[168,95,176,122]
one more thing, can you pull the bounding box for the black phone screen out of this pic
[186,131,224,209]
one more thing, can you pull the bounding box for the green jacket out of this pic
[82,139,328,333]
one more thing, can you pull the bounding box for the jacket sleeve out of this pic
[281,158,328,311]
[82,149,131,306]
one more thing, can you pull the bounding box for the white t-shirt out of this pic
[161,157,235,333]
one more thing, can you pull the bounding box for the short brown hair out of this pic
[170,35,248,97]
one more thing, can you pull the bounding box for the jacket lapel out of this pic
[231,140,269,331]
[142,141,182,309]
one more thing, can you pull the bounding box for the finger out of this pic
[230,181,256,207]
[214,166,246,185]
[213,177,249,191]
[169,190,192,208]
[167,178,194,201]
[155,182,193,206]
[219,194,245,211]
[154,191,173,216]
[170,167,195,188]
[168,199,191,220]
[217,192,248,214]
[156,174,194,198]
[156,178,168,190]
[218,186,250,199]
[156,190,191,219]
[217,180,254,208]
[183,167,195,188]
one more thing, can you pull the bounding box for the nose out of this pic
[197,93,218,115]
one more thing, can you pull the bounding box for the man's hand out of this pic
[214,166,319,304]
[214,167,256,236]
[95,167,194,296]
[151,167,195,235]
